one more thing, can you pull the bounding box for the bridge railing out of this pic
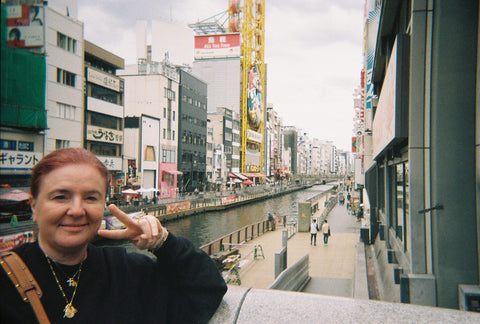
[200,220,272,255]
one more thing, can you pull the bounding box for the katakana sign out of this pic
[0,150,42,169]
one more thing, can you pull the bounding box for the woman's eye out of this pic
[53,195,67,200]
[86,196,99,201]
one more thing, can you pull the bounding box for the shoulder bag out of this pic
[0,251,51,324]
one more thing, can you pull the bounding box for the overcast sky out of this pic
[69,0,364,151]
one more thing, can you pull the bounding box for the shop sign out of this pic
[87,67,121,92]
[86,125,123,144]
[98,156,122,171]
[0,150,42,169]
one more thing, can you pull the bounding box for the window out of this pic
[57,32,76,54]
[57,102,76,120]
[90,142,117,156]
[163,128,166,139]
[173,111,175,121]
[18,141,34,151]
[162,148,176,163]
[90,112,118,129]
[56,68,76,87]
[0,140,16,150]
[163,108,166,118]
[144,146,156,161]
[55,139,70,149]
[391,162,409,252]
[90,83,119,104]
[172,130,175,141]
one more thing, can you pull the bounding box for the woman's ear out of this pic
[30,196,37,222]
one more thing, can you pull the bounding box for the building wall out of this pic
[367,0,479,309]
[192,58,241,114]
[44,6,84,153]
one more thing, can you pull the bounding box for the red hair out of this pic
[31,148,109,198]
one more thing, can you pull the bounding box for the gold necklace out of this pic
[46,257,83,319]
[52,261,82,287]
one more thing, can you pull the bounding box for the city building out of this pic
[177,68,208,192]
[119,57,181,198]
[84,40,125,198]
[266,104,283,178]
[282,127,298,175]
[1,1,82,188]
[360,0,479,309]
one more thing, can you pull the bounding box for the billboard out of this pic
[6,5,44,48]
[194,33,240,59]
[372,39,397,159]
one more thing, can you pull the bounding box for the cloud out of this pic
[77,0,363,151]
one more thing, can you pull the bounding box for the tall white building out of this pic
[44,6,84,153]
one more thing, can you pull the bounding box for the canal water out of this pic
[96,184,334,253]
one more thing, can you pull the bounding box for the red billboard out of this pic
[194,33,241,59]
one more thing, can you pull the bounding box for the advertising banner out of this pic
[221,196,237,205]
[6,5,44,48]
[194,33,240,59]
[166,201,191,214]
[87,67,121,92]
[86,125,123,144]
[373,39,397,158]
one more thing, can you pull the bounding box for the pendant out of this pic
[67,278,77,287]
[64,303,77,318]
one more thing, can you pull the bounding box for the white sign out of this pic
[247,129,262,143]
[86,125,123,144]
[98,156,122,171]
[0,150,42,169]
[87,67,121,92]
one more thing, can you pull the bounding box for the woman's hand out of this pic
[97,204,168,250]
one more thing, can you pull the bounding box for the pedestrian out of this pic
[310,219,319,246]
[0,148,227,323]
[268,213,276,231]
[322,220,331,245]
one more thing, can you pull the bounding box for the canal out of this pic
[97,184,335,253]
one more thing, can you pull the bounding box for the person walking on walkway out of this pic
[310,219,319,246]
[322,220,331,245]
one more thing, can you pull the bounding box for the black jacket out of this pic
[0,233,227,323]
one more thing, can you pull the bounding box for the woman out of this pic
[0,148,227,323]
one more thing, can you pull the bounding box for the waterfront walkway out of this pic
[234,194,365,298]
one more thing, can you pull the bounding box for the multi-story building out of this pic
[282,127,297,175]
[44,5,84,154]
[205,120,215,190]
[208,107,242,187]
[119,58,181,198]
[361,0,479,309]
[84,40,125,198]
[1,1,83,187]
[177,69,207,192]
[266,105,282,177]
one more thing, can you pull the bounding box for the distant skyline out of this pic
[63,0,364,151]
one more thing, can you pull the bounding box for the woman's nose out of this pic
[67,196,86,216]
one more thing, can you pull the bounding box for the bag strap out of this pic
[0,251,51,324]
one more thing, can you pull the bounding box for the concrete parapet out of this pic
[209,286,480,323]
[270,254,310,291]
[354,242,369,299]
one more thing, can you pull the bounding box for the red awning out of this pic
[163,170,183,175]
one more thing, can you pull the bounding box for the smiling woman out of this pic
[0,148,226,323]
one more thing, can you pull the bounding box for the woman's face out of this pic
[31,164,106,256]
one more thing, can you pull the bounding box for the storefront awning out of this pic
[163,170,183,175]
[232,172,248,180]
[242,173,267,178]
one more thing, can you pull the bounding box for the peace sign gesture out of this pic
[98,204,168,250]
